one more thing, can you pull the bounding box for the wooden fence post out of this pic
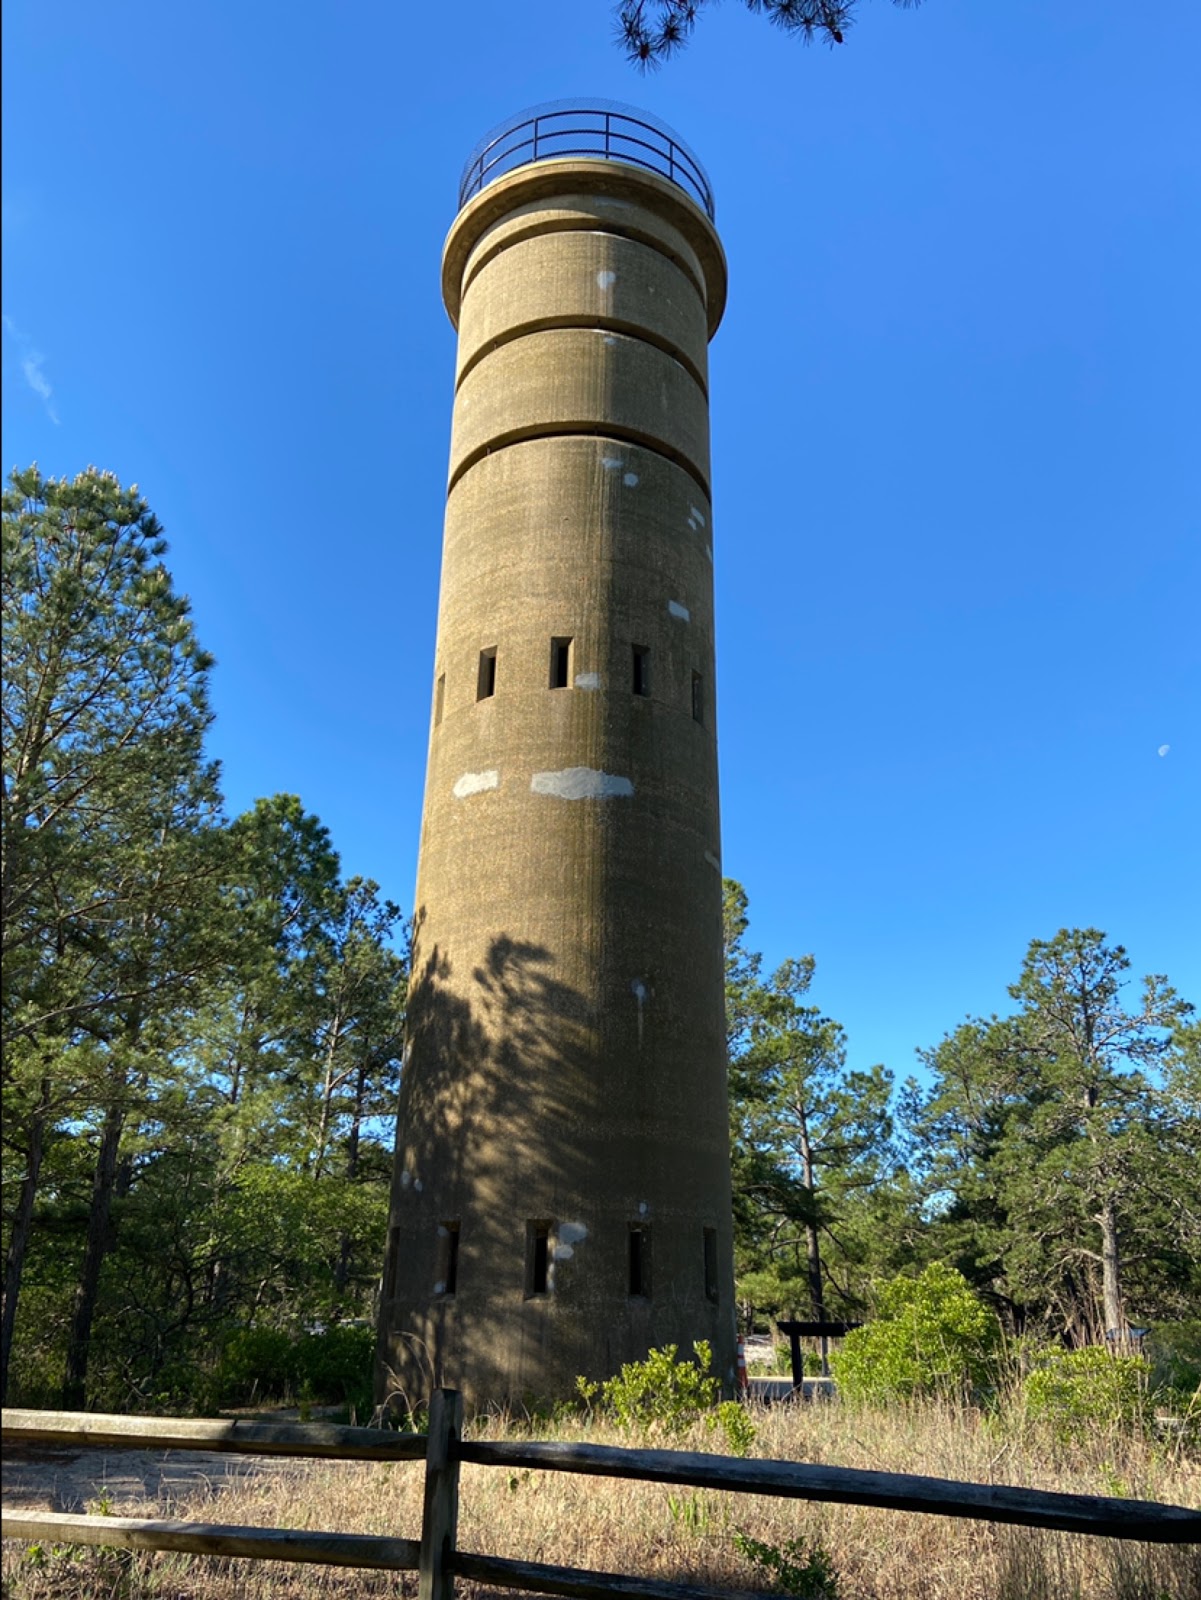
[418,1388,463,1600]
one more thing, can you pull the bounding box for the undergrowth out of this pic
[4,1383,1198,1599]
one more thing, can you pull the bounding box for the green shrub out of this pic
[215,1323,374,1412]
[578,1342,720,1435]
[577,1342,756,1454]
[733,1531,841,1598]
[713,1398,758,1457]
[830,1262,1001,1404]
[295,1322,375,1410]
[1021,1346,1151,1443]
[1147,1321,1201,1399]
[217,1327,298,1401]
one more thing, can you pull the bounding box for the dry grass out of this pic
[3,1397,1199,1599]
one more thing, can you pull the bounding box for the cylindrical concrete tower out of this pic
[377,103,734,1412]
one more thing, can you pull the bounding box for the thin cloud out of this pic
[2,313,59,424]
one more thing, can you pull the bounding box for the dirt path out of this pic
[2,1440,309,1515]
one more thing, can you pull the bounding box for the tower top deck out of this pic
[457,100,715,222]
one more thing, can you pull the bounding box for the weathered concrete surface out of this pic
[378,151,734,1413]
[455,229,710,389]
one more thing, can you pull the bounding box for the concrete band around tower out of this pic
[377,111,735,1413]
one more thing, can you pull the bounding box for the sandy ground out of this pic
[1,1440,309,1515]
[0,1386,818,1518]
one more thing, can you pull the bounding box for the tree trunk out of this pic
[334,1058,369,1296]
[1,1077,51,1403]
[796,1110,829,1376]
[312,1001,348,1182]
[1098,1199,1126,1342]
[62,1097,125,1407]
[796,1120,825,1317]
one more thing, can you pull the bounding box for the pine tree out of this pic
[911,930,1197,1343]
[615,0,920,67]
[2,465,222,1401]
[722,880,894,1329]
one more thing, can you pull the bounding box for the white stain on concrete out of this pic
[400,1171,412,1190]
[668,600,690,621]
[704,850,722,872]
[638,1201,649,1216]
[413,1179,423,1193]
[433,1281,445,1296]
[686,506,711,554]
[601,456,623,471]
[574,672,601,690]
[623,471,640,488]
[603,335,618,346]
[597,270,617,290]
[531,768,634,800]
[555,1220,589,1260]
[453,769,500,798]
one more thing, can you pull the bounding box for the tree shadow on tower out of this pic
[382,911,618,1409]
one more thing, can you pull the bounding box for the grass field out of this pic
[3,1395,1199,1599]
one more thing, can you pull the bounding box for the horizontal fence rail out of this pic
[457,1438,1200,1543]
[1,1511,419,1573]
[2,1406,426,1461]
[3,1394,1199,1600]
[452,1551,780,1600]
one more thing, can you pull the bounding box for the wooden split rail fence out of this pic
[3,1397,1199,1600]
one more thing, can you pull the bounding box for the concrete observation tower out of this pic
[377,102,734,1410]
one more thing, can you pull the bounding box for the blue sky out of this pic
[4,0,1198,1085]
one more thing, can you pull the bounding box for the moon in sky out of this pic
[1157,744,1170,757]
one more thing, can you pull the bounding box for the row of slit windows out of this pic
[392,1221,721,1304]
[433,642,704,724]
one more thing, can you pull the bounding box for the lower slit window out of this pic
[704,1227,719,1304]
[385,1226,401,1301]
[550,637,572,689]
[691,670,704,724]
[435,1221,459,1297]
[527,1221,551,1296]
[477,648,497,700]
[632,646,651,697]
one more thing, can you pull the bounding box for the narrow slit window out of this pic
[384,1225,401,1302]
[434,672,446,726]
[526,1220,551,1296]
[477,647,497,700]
[703,1227,719,1304]
[628,1225,650,1298]
[445,1224,459,1295]
[434,1221,460,1297]
[691,670,704,725]
[550,637,572,689]
[632,645,651,697]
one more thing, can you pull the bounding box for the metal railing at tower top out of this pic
[458,100,715,220]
